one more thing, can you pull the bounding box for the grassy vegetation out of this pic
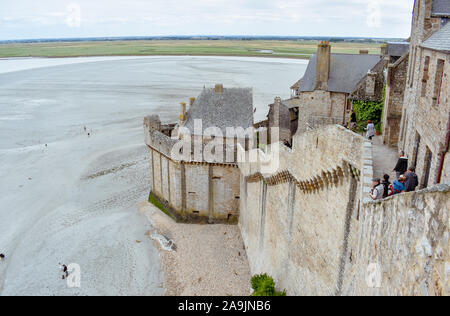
[148,192,176,221]
[0,40,382,59]
[353,86,386,134]
[251,274,286,296]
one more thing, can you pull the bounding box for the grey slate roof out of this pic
[299,54,382,94]
[422,21,450,52]
[184,87,253,135]
[432,0,450,17]
[387,42,410,57]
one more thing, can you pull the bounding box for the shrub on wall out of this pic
[353,99,384,134]
[251,274,286,296]
[353,86,386,134]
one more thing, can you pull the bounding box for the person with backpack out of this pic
[389,175,407,196]
[370,178,384,200]
[405,167,419,192]
[381,174,391,198]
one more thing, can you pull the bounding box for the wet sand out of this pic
[0,56,305,295]
[139,202,252,296]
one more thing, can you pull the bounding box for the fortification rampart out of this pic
[238,125,367,295]
[343,185,449,296]
[238,124,448,296]
[144,116,241,224]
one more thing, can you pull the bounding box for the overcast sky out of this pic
[0,0,414,40]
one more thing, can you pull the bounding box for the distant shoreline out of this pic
[0,53,311,60]
[0,39,383,59]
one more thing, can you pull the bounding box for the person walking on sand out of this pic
[365,120,376,140]
[393,151,408,179]
[0,253,5,261]
[59,263,69,279]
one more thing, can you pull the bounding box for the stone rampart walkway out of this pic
[371,136,399,181]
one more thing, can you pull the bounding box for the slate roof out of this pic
[422,21,450,52]
[299,54,382,94]
[183,87,253,135]
[387,42,410,57]
[431,0,450,17]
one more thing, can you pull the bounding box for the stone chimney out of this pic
[380,44,388,57]
[179,102,187,125]
[273,97,282,127]
[359,49,369,55]
[315,41,331,91]
[215,84,224,94]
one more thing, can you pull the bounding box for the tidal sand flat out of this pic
[0,56,306,295]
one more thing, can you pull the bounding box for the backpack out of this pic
[382,182,390,198]
[388,184,403,196]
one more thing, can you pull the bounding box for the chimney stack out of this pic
[179,102,187,125]
[273,97,282,127]
[380,44,388,57]
[189,97,196,107]
[315,41,331,91]
[215,84,224,94]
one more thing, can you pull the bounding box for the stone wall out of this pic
[400,48,449,188]
[297,91,349,133]
[398,0,449,187]
[351,58,387,103]
[238,125,365,295]
[238,124,449,296]
[145,117,241,223]
[382,53,409,147]
[343,185,449,296]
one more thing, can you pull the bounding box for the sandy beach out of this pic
[0,56,305,295]
[139,202,252,296]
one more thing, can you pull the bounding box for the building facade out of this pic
[398,0,450,188]
[144,85,254,223]
[268,42,386,138]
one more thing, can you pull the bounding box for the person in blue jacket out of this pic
[390,175,406,196]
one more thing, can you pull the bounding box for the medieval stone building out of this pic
[382,42,410,146]
[144,0,449,296]
[389,0,450,188]
[144,84,253,223]
[268,42,386,141]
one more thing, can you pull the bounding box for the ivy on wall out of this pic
[352,86,386,134]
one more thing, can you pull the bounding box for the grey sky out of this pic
[0,0,414,40]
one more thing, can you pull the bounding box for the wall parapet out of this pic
[245,160,360,194]
[361,140,374,204]
[239,124,365,182]
[344,184,449,296]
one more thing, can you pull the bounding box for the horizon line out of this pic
[0,35,407,43]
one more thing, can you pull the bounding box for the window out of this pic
[422,147,433,189]
[421,56,430,97]
[433,59,445,106]
[412,132,421,169]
